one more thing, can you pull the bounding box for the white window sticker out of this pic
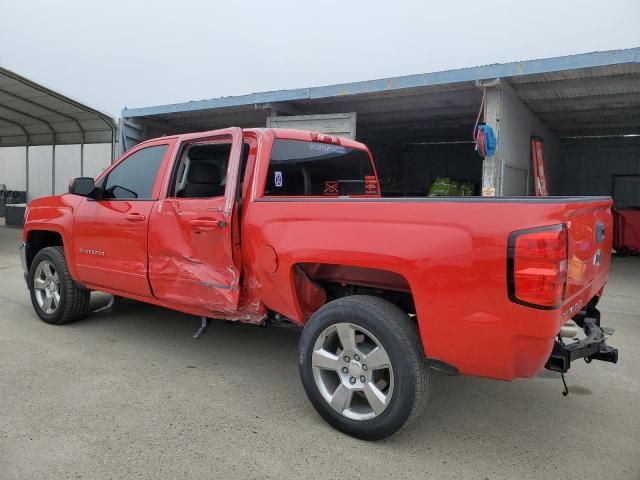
[274,171,283,187]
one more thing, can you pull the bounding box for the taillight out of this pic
[311,132,341,145]
[507,225,568,309]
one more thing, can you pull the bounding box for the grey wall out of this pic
[28,146,53,201]
[559,137,640,205]
[54,145,82,194]
[82,144,113,180]
[0,147,27,192]
[0,143,113,201]
[406,143,482,196]
[267,113,357,139]
[367,143,404,195]
[369,142,481,196]
[483,86,562,196]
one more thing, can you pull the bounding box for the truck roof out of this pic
[130,127,368,151]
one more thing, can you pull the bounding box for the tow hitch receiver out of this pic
[545,311,618,374]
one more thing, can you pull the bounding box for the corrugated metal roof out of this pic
[507,63,640,83]
[510,62,640,136]
[0,66,116,147]
[124,48,640,116]
[123,48,640,140]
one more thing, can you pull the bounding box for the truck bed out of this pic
[245,195,613,380]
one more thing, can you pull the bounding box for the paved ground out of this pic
[0,225,638,480]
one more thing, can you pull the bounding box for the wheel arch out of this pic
[24,227,82,284]
[25,229,64,270]
[290,262,417,324]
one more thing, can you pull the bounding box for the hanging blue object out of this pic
[475,124,496,158]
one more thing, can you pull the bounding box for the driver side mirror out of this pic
[68,177,96,197]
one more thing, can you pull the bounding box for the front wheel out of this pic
[29,246,90,325]
[298,295,430,440]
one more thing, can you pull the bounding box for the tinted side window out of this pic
[265,140,377,196]
[103,145,167,199]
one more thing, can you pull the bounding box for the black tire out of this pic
[298,295,431,440]
[28,246,90,325]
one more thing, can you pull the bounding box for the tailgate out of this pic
[563,199,613,306]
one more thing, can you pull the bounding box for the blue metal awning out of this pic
[122,48,640,141]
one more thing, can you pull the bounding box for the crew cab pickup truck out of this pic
[20,127,618,439]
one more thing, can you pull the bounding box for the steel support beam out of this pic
[52,140,56,195]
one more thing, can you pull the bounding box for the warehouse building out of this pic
[121,48,640,204]
[1,48,639,208]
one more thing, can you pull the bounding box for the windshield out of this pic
[264,139,378,196]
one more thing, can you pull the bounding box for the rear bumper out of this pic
[545,307,618,373]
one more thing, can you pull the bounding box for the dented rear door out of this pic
[147,128,243,313]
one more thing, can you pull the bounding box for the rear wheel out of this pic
[298,295,430,440]
[29,246,90,325]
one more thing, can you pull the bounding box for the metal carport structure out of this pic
[0,66,116,198]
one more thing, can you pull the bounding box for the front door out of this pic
[147,128,244,313]
[73,141,173,297]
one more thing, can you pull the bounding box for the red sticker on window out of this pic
[364,175,378,194]
[324,181,339,195]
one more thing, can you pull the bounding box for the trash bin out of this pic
[0,190,12,217]
[5,202,26,228]
[613,208,640,255]
[6,190,26,204]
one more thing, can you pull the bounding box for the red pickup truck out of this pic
[20,127,618,439]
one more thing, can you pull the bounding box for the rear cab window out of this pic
[264,139,379,197]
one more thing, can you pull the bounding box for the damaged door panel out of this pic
[147,128,244,314]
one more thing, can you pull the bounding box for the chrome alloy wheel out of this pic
[33,260,61,314]
[311,322,394,421]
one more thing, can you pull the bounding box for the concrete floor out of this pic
[0,225,638,480]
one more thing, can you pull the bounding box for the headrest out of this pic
[188,145,215,160]
[187,162,220,184]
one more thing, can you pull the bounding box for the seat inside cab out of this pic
[174,144,231,198]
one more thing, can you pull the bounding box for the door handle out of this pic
[188,219,225,231]
[125,213,146,222]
